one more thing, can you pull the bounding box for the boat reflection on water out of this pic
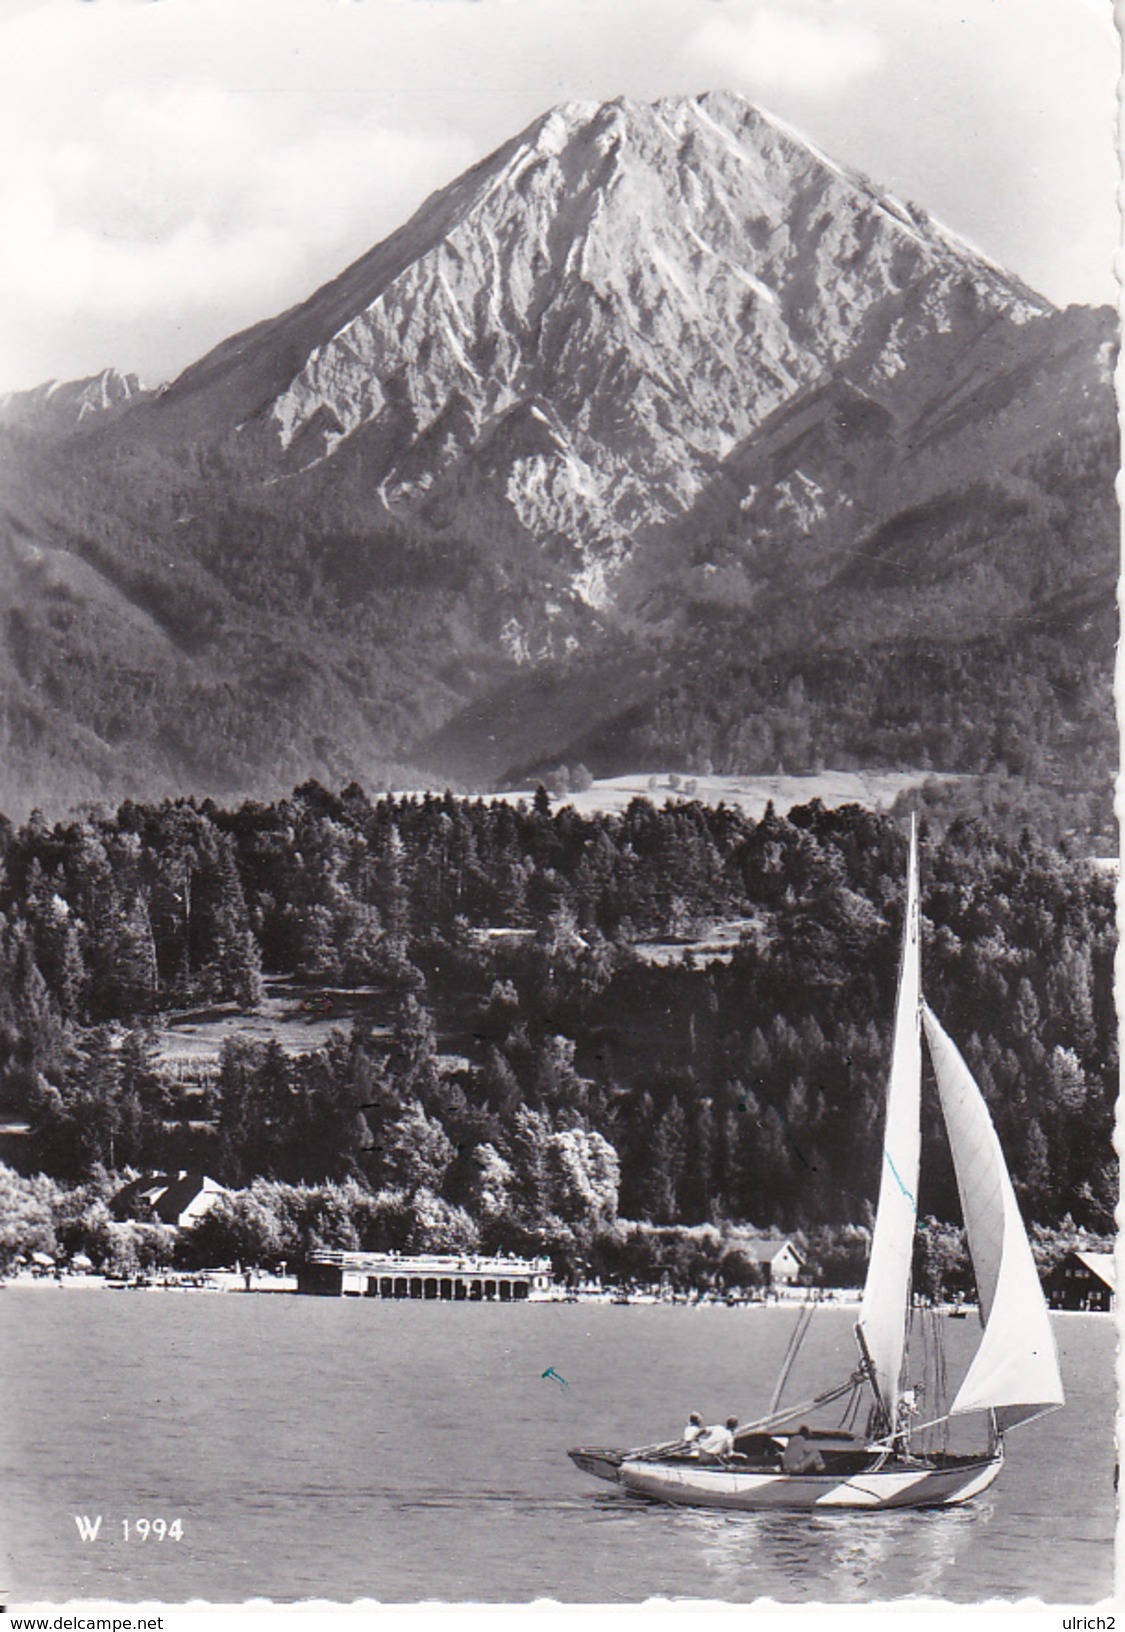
[585,1466,991,1601]
[689,1498,989,1602]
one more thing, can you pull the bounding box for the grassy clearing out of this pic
[152,980,390,1068]
[497,769,963,818]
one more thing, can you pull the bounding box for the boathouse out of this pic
[297,1249,553,1301]
[1045,1249,1115,1312]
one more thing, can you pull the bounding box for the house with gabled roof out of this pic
[1045,1248,1115,1312]
[111,1170,227,1231]
[740,1237,807,1285]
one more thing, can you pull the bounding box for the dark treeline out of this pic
[0,786,1115,1248]
[553,631,1115,856]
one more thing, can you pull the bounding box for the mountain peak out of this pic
[0,96,1112,821]
[124,90,1051,463]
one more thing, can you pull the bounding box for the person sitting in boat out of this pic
[695,1417,739,1462]
[892,1385,922,1453]
[781,1425,825,1475]
[681,1412,705,1447]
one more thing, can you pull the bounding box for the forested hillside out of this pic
[0,787,1114,1265]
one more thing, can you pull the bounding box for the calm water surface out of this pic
[0,1290,1114,1603]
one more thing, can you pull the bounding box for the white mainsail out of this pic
[856,818,922,1430]
[922,1003,1065,1431]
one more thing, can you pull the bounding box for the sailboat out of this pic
[568,818,1064,1511]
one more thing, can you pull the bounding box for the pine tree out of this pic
[381,1101,455,1193]
[639,1097,687,1224]
[196,840,263,1005]
[685,1097,718,1222]
[116,1028,169,1169]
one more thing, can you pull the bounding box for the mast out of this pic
[855,816,922,1436]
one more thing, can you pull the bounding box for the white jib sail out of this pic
[921,1003,1065,1431]
[857,818,922,1429]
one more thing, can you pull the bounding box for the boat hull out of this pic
[568,1448,625,1484]
[570,1449,1003,1511]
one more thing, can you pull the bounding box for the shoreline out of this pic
[1,1270,297,1294]
[1,1272,855,1302]
[2,1275,1112,1314]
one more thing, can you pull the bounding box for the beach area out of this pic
[2,1264,870,1303]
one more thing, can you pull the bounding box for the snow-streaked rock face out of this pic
[268,94,1046,460]
[116,91,1101,643]
[223,92,1050,608]
[0,368,148,433]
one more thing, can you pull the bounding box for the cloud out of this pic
[0,77,473,319]
[687,7,887,98]
[0,2,476,386]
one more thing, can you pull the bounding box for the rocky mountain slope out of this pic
[0,368,150,435]
[0,94,1115,831]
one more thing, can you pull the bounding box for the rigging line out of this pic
[915,1305,929,1456]
[928,1307,947,1458]
[625,1374,866,1460]
[768,1298,816,1416]
[868,1406,967,1448]
[737,1374,864,1436]
[837,1378,864,1432]
[936,1310,950,1457]
[867,1397,1063,1453]
[629,1437,698,1460]
[920,1306,936,1458]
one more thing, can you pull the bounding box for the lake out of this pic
[0,1290,1114,1604]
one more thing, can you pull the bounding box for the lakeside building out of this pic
[298,1249,553,1301]
[111,1170,228,1230]
[738,1237,807,1285]
[1044,1249,1115,1311]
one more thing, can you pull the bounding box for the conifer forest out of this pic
[0,784,1114,1282]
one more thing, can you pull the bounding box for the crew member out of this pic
[696,1416,739,1462]
[781,1424,826,1475]
[893,1385,922,1452]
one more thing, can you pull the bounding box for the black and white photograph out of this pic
[0,0,1117,1615]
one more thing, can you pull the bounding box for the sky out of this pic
[0,0,1118,394]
